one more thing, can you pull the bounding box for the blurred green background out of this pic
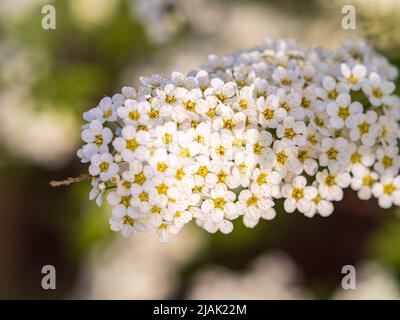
[1,0,400,299]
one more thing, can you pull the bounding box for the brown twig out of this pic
[49,174,93,187]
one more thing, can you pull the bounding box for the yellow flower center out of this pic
[297,150,308,163]
[197,166,209,177]
[338,106,350,120]
[326,147,338,160]
[372,88,383,99]
[162,133,172,144]
[292,188,304,201]
[151,206,162,214]
[156,183,169,195]
[362,175,373,187]
[314,116,325,127]
[284,128,296,139]
[216,146,225,156]
[126,138,139,151]
[99,161,109,172]
[129,111,140,121]
[313,194,321,204]
[281,77,292,86]
[122,180,131,189]
[327,90,338,100]
[134,172,146,185]
[276,151,288,165]
[149,109,159,119]
[123,215,134,226]
[263,108,274,120]
[325,175,336,186]
[347,75,358,85]
[246,196,259,207]
[217,170,227,183]
[214,197,227,209]
[196,135,205,144]
[239,99,248,109]
[223,119,236,130]
[308,134,318,145]
[94,135,104,146]
[351,152,361,164]
[157,162,168,172]
[175,168,185,180]
[139,192,149,202]
[184,100,196,112]
[206,108,216,118]
[174,211,182,218]
[179,148,191,158]
[121,196,131,208]
[103,109,113,119]
[215,93,227,103]
[280,102,290,112]
[165,95,176,104]
[382,155,393,168]
[253,142,264,155]
[383,183,395,195]
[358,122,370,134]
[301,97,310,108]
[257,173,267,185]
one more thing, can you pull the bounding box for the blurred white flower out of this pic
[0,92,78,168]
[188,251,312,299]
[74,224,204,299]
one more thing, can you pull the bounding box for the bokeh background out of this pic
[1,0,400,299]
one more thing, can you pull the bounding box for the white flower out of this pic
[245,128,273,166]
[340,63,367,90]
[109,204,146,238]
[272,66,298,88]
[281,176,318,215]
[372,175,400,209]
[326,93,362,129]
[89,178,106,207]
[315,76,348,106]
[351,164,378,200]
[231,152,256,188]
[307,185,334,218]
[349,111,379,146]
[204,78,236,104]
[251,166,282,198]
[277,89,305,120]
[117,99,142,126]
[348,143,375,167]
[93,97,119,123]
[374,146,400,177]
[362,72,395,107]
[201,183,238,222]
[238,189,276,228]
[319,137,348,172]
[316,169,351,201]
[112,126,150,162]
[89,153,119,181]
[272,140,300,176]
[257,95,286,129]
[276,116,306,147]
[81,120,113,156]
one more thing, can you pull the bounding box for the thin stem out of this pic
[49,174,93,187]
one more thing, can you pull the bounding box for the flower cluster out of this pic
[78,39,400,242]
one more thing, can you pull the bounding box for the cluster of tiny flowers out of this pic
[78,39,400,242]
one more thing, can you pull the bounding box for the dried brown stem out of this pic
[49,174,93,187]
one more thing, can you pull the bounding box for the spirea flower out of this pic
[77,38,400,242]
